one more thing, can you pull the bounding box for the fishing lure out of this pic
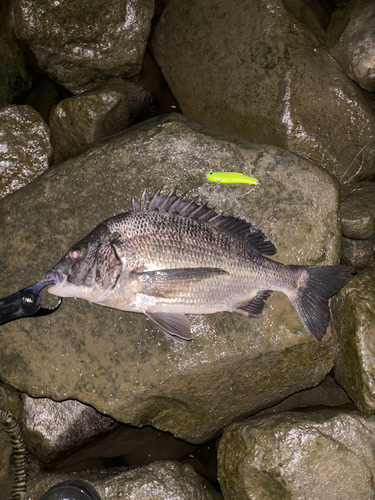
[206,172,258,185]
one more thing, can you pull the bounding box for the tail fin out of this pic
[288,265,355,341]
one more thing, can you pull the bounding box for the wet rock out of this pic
[0,114,345,443]
[27,462,222,499]
[0,2,37,106]
[342,235,374,269]
[49,78,154,163]
[218,407,375,500]
[0,104,53,199]
[332,266,375,413]
[11,0,155,94]
[20,395,118,464]
[340,181,375,239]
[326,0,375,92]
[151,0,375,182]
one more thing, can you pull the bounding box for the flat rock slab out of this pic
[151,0,375,182]
[332,266,375,413]
[218,407,375,500]
[0,114,342,442]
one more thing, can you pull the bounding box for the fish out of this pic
[46,188,355,342]
[206,172,258,185]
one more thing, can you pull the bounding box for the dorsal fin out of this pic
[131,189,277,256]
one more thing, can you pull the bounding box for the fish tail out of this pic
[288,265,355,341]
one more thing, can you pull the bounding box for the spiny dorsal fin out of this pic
[131,189,277,256]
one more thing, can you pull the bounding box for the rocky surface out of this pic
[0,114,343,443]
[326,0,375,92]
[27,461,223,499]
[0,104,53,199]
[340,182,375,239]
[49,78,154,163]
[332,266,375,413]
[218,406,375,500]
[151,0,375,182]
[342,236,375,269]
[11,0,155,94]
[20,395,118,464]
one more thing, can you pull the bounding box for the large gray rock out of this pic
[342,235,375,269]
[20,395,118,464]
[0,105,52,199]
[218,407,375,500]
[26,462,222,500]
[332,266,375,413]
[326,0,375,92]
[0,114,344,443]
[340,182,375,239]
[151,0,375,182]
[49,78,154,163]
[11,0,154,94]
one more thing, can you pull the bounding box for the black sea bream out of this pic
[47,189,355,341]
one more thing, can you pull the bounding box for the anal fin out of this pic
[233,290,272,318]
[145,311,193,341]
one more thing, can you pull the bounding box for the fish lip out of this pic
[45,270,66,296]
[46,270,63,283]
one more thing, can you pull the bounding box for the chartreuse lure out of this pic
[206,172,258,185]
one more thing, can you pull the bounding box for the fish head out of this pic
[46,223,123,302]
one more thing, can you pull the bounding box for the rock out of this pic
[26,462,222,500]
[342,235,374,269]
[49,78,154,163]
[20,395,118,464]
[218,407,375,500]
[340,181,375,239]
[332,266,375,413]
[0,114,344,443]
[151,0,375,182]
[11,0,155,94]
[326,0,375,92]
[0,2,37,106]
[0,104,53,199]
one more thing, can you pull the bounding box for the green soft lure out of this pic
[206,172,258,185]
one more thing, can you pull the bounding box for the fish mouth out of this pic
[45,270,66,295]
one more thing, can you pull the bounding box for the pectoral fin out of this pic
[145,311,193,341]
[134,267,228,298]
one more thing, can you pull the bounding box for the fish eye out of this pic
[68,248,83,261]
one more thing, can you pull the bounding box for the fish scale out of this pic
[47,188,355,341]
